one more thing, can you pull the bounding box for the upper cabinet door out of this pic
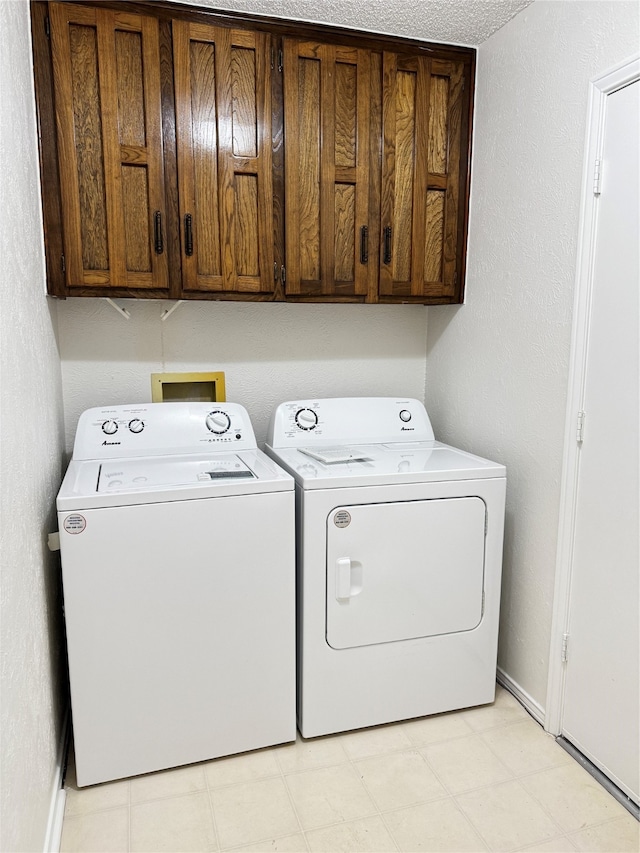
[380,54,466,301]
[173,22,275,295]
[283,39,376,300]
[49,3,168,291]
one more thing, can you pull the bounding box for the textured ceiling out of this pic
[191,0,534,46]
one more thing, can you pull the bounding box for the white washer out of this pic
[58,402,296,786]
[266,397,507,738]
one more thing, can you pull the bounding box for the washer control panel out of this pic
[267,398,435,447]
[73,402,257,460]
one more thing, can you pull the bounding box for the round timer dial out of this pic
[295,408,318,430]
[206,410,231,434]
[399,409,412,423]
[128,419,144,434]
[101,419,118,435]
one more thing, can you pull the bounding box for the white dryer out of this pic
[58,402,295,786]
[266,397,506,739]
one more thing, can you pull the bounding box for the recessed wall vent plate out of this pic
[151,372,226,403]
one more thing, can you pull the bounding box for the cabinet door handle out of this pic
[184,213,193,257]
[153,211,164,255]
[383,226,392,264]
[360,226,369,264]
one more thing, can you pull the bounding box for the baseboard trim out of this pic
[497,667,545,725]
[43,708,70,853]
[557,737,639,819]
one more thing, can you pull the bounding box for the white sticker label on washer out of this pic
[63,514,86,534]
[334,510,351,528]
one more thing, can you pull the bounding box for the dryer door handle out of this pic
[335,558,363,601]
[336,558,352,600]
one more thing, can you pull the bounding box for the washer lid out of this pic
[266,441,505,489]
[97,454,255,493]
[57,449,293,510]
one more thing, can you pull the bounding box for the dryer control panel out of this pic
[267,398,435,447]
[73,402,257,460]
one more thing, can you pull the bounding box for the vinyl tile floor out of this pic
[60,687,638,853]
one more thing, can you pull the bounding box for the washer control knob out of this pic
[399,409,412,423]
[101,419,118,435]
[206,410,231,434]
[128,419,144,434]
[295,408,318,430]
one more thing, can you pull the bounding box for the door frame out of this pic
[545,54,640,736]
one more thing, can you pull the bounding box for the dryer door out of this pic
[326,497,486,650]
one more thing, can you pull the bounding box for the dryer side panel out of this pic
[326,497,486,650]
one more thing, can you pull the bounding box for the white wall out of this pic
[425,1,639,710]
[0,3,67,851]
[57,300,428,452]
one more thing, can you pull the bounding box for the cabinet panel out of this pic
[284,40,375,299]
[296,54,321,282]
[174,22,275,294]
[424,190,445,282]
[67,21,108,273]
[380,53,465,301]
[49,3,168,291]
[115,30,146,147]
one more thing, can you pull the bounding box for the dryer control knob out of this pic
[399,409,412,423]
[101,419,118,435]
[206,410,231,434]
[295,408,318,430]
[128,419,144,434]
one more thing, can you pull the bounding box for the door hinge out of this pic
[561,632,569,663]
[278,48,283,73]
[593,158,602,196]
[61,253,66,273]
[44,15,50,38]
[576,410,586,444]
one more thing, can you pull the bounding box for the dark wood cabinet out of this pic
[283,39,377,301]
[32,0,475,304]
[379,54,466,301]
[174,21,275,295]
[48,2,168,293]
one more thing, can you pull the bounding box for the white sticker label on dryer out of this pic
[63,514,86,534]
[334,510,351,528]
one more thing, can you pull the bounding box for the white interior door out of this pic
[559,70,639,804]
